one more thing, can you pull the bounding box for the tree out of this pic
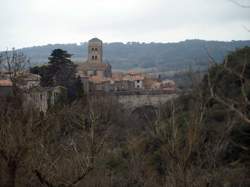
[205,47,250,124]
[0,96,41,187]
[30,65,51,86]
[33,96,119,187]
[0,49,30,95]
[30,49,74,87]
[35,49,75,87]
[30,49,82,100]
[48,49,72,66]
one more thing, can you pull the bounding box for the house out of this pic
[24,86,67,113]
[16,72,41,89]
[160,80,176,92]
[0,79,13,97]
[123,72,145,89]
[111,79,134,92]
[144,78,161,90]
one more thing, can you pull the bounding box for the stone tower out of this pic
[88,38,103,64]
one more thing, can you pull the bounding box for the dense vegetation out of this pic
[0,47,250,187]
[30,49,83,100]
[18,40,250,71]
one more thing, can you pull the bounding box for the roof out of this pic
[0,79,13,87]
[123,74,144,81]
[143,78,160,88]
[89,76,110,84]
[89,38,102,43]
[162,80,175,85]
[77,62,111,71]
[127,71,139,75]
[17,73,41,81]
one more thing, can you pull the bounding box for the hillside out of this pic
[17,39,250,71]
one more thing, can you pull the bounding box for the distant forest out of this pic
[16,39,250,71]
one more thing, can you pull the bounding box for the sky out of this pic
[0,0,249,50]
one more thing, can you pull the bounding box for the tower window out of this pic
[92,48,95,51]
[92,56,95,60]
[95,48,98,51]
[95,56,97,60]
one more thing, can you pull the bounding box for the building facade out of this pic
[77,38,112,78]
[88,38,103,64]
[24,86,67,113]
[0,79,13,97]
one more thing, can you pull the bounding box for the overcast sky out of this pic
[0,0,249,50]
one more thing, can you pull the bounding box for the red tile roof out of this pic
[0,79,13,87]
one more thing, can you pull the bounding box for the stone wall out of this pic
[115,93,178,110]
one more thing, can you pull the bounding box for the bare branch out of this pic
[213,93,250,124]
[34,170,55,187]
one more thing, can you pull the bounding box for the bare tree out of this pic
[0,96,41,187]
[0,49,30,95]
[32,96,117,187]
[151,91,238,186]
[207,48,250,125]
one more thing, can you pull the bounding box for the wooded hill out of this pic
[17,39,250,71]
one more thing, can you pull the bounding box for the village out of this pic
[1,0,250,185]
[0,38,176,112]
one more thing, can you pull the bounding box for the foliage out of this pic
[1,47,250,186]
[0,95,41,187]
[30,49,83,100]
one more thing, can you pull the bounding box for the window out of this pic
[137,80,140,83]
[92,56,95,60]
[95,56,97,60]
[92,48,95,51]
[95,48,98,51]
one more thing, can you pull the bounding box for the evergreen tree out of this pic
[30,49,84,100]
[48,49,72,66]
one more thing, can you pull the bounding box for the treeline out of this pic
[0,47,250,186]
[18,40,250,71]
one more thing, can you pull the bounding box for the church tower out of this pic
[88,38,103,64]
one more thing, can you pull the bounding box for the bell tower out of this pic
[88,38,103,64]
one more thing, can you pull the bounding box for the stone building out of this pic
[160,80,176,92]
[88,38,103,64]
[143,78,161,90]
[77,38,112,78]
[76,38,176,94]
[24,86,67,113]
[111,80,134,92]
[78,62,111,78]
[0,79,13,97]
[123,72,145,89]
[16,72,41,89]
[0,71,67,113]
